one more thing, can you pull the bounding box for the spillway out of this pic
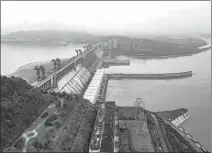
[57,63,91,94]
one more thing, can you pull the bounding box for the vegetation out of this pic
[104,36,208,58]
[71,107,97,152]
[13,137,25,149]
[41,112,48,118]
[54,101,97,152]
[13,92,96,152]
[0,75,57,151]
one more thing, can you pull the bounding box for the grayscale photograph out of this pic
[1,1,211,152]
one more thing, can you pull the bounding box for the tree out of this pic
[32,141,39,148]
[54,121,62,128]
[58,93,63,98]
[41,112,48,118]
[74,94,79,101]
[50,91,56,96]
[49,100,54,104]
[45,114,57,126]
[61,91,66,97]
[48,114,57,121]
[55,100,61,109]
[63,102,68,109]
[38,142,43,149]
[45,120,53,126]
[66,94,72,101]
[51,59,57,69]
[14,137,25,149]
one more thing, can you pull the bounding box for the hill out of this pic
[1,75,97,152]
[1,30,97,43]
[0,75,57,150]
[110,37,208,58]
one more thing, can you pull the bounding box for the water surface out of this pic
[105,40,211,151]
[1,43,84,75]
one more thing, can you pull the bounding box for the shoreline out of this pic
[10,46,211,76]
[1,40,86,45]
[114,46,211,60]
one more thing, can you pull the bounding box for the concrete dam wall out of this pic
[56,47,105,94]
[107,71,192,80]
[58,64,91,94]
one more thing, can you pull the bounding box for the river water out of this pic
[105,39,211,151]
[1,40,211,151]
[1,43,84,75]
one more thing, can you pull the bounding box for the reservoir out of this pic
[105,39,211,151]
[1,43,84,75]
[1,39,211,151]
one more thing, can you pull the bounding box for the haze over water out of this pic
[105,40,211,151]
[1,44,84,75]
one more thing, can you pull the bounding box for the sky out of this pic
[1,1,211,36]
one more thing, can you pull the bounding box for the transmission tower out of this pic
[134,97,150,151]
[134,97,146,133]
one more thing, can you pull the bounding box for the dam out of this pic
[31,43,104,93]
[26,39,209,152]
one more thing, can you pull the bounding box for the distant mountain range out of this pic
[1,30,147,44]
[1,30,210,45]
[1,30,97,43]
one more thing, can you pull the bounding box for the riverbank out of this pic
[1,39,86,46]
[113,46,211,60]
[6,38,210,83]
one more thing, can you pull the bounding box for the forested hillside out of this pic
[1,75,97,152]
[1,75,57,150]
